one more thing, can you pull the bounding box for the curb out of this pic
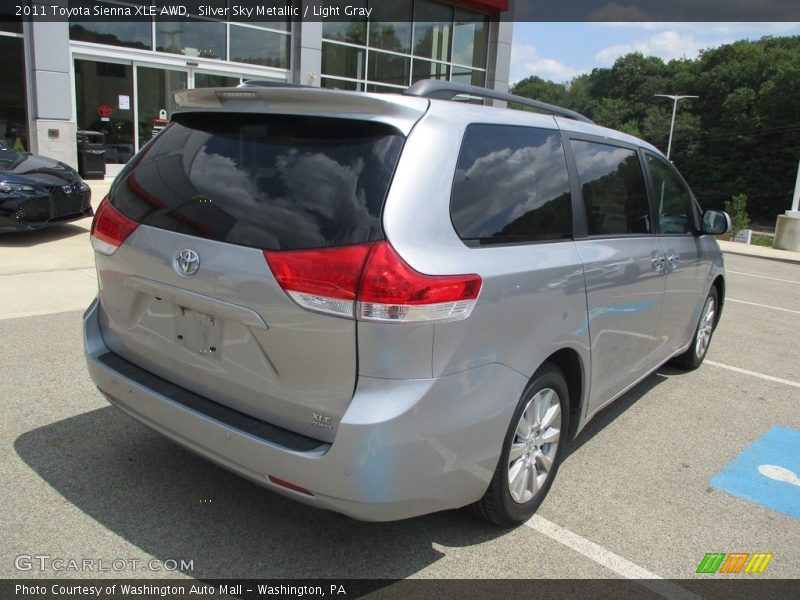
[719,245,800,266]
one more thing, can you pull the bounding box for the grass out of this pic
[751,233,774,248]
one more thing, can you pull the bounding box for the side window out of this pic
[571,140,651,236]
[450,124,572,244]
[645,153,695,235]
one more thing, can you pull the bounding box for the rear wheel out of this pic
[673,287,718,370]
[471,363,569,526]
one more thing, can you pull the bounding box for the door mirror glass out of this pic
[702,210,731,235]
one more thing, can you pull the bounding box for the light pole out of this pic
[655,94,698,159]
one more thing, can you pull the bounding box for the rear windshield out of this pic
[110,113,405,250]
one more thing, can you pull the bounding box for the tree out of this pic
[510,36,800,225]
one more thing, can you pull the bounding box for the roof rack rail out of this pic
[238,80,313,89]
[404,80,594,124]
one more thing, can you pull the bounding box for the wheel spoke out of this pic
[535,390,551,424]
[536,451,554,473]
[516,412,531,439]
[525,401,536,430]
[510,461,529,500]
[509,442,526,463]
[527,462,540,494]
[540,427,560,445]
[541,403,560,429]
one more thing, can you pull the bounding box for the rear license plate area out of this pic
[173,306,222,358]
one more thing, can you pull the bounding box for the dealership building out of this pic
[1,0,514,171]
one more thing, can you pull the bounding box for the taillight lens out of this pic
[264,241,482,323]
[358,241,481,323]
[264,244,372,318]
[90,196,139,255]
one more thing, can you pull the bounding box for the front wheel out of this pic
[673,287,719,370]
[470,363,569,527]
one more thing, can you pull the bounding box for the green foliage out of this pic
[509,36,800,224]
[750,233,774,247]
[725,194,750,238]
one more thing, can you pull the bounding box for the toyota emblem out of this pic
[175,248,200,275]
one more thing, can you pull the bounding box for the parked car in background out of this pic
[83,81,730,526]
[0,139,92,232]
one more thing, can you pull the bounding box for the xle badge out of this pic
[311,413,333,430]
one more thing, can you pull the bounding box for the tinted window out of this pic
[110,114,405,250]
[451,125,572,243]
[571,140,651,235]
[646,153,694,234]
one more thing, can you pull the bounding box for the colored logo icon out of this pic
[696,552,773,574]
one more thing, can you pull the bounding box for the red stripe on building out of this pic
[451,0,509,12]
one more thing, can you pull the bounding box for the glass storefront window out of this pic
[0,36,27,150]
[369,0,412,54]
[413,0,452,62]
[230,25,289,68]
[70,3,151,50]
[156,18,226,59]
[412,59,448,84]
[452,66,485,87]
[136,67,186,150]
[453,9,488,68]
[74,60,135,164]
[194,73,240,88]
[321,42,366,80]
[368,51,410,87]
[366,82,405,93]
[0,7,22,33]
[322,19,367,45]
[320,0,488,94]
[321,78,361,91]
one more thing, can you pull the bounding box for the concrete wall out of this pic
[26,3,77,168]
[291,5,322,87]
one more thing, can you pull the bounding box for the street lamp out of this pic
[655,94,698,159]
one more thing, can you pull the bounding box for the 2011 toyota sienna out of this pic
[83,80,730,526]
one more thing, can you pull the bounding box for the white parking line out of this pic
[727,270,800,284]
[727,298,800,315]
[526,516,700,600]
[705,360,800,389]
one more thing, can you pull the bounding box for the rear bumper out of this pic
[83,298,526,521]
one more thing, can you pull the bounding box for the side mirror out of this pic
[702,210,731,235]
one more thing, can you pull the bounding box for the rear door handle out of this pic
[666,251,679,270]
[651,254,666,273]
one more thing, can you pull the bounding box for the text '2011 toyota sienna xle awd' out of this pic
[83,81,731,526]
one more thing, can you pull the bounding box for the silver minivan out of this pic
[83,81,730,526]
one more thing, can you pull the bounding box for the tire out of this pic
[672,286,719,371]
[470,363,569,527]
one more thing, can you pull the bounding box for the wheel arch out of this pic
[540,348,585,439]
[712,275,725,325]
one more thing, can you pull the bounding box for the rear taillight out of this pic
[90,196,139,255]
[264,241,481,323]
[264,244,372,318]
[357,242,481,323]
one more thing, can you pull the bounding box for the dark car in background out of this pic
[0,139,92,232]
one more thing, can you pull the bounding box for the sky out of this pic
[510,22,800,84]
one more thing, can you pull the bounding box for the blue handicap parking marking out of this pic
[710,426,800,520]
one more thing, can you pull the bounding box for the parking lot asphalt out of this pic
[1,211,798,585]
